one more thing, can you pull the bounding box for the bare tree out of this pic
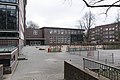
[27,21,39,29]
[77,11,95,42]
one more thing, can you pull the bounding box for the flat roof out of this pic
[26,38,46,40]
[40,27,85,31]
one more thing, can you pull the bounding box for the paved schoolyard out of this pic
[8,46,83,80]
[4,46,120,80]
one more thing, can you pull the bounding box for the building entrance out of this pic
[30,41,41,46]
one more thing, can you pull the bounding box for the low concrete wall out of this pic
[64,61,98,80]
[2,48,18,74]
[0,65,3,80]
[64,61,109,80]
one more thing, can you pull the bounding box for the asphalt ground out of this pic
[8,46,83,80]
[4,46,120,80]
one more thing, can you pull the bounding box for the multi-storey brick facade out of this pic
[25,27,85,45]
[41,27,84,45]
[0,0,27,74]
[89,22,120,44]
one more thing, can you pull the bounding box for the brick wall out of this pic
[0,65,3,80]
[64,61,98,80]
[26,28,43,38]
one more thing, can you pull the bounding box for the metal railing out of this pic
[67,46,96,52]
[83,58,120,80]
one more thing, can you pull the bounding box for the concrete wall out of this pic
[0,65,3,80]
[10,48,18,74]
[64,61,98,80]
[0,48,18,74]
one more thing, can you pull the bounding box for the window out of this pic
[109,28,112,30]
[0,0,17,3]
[78,31,80,34]
[53,30,57,34]
[109,36,114,38]
[116,29,118,31]
[92,31,95,33]
[74,31,76,34]
[109,31,114,34]
[105,28,108,31]
[68,30,70,34]
[65,31,67,34]
[110,39,115,42]
[49,29,53,34]
[91,37,95,40]
[61,30,64,34]
[71,31,74,34]
[58,30,60,34]
[0,5,17,30]
[7,6,17,30]
[112,27,115,30]
[0,32,18,37]
[33,30,38,35]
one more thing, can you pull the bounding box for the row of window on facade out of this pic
[49,40,70,44]
[103,39,115,42]
[0,32,18,37]
[91,31,118,36]
[0,0,17,3]
[49,29,83,35]
[91,35,117,39]
[91,26,119,33]
[49,36,70,44]
[95,39,115,43]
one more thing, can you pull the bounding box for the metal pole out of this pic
[79,47,81,56]
[105,59,107,64]
[97,50,99,61]
[83,58,85,70]
[112,53,114,64]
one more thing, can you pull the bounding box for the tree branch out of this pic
[92,0,105,5]
[83,0,120,7]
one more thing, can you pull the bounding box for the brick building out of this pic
[0,0,27,73]
[25,27,85,45]
[89,22,120,44]
[25,28,45,45]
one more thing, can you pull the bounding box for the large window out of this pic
[0,32,18,37]
[0,59,10,66]
[0,5,18,30]
[0,0,17,3]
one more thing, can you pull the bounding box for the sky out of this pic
[26,0,120,28]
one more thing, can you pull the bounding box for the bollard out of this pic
[48,48,50,52]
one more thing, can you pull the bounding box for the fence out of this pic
[83,58,120,80]
[66,46,96,52]
[48,46,61,52]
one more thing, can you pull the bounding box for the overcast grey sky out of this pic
[26,0,120,28]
